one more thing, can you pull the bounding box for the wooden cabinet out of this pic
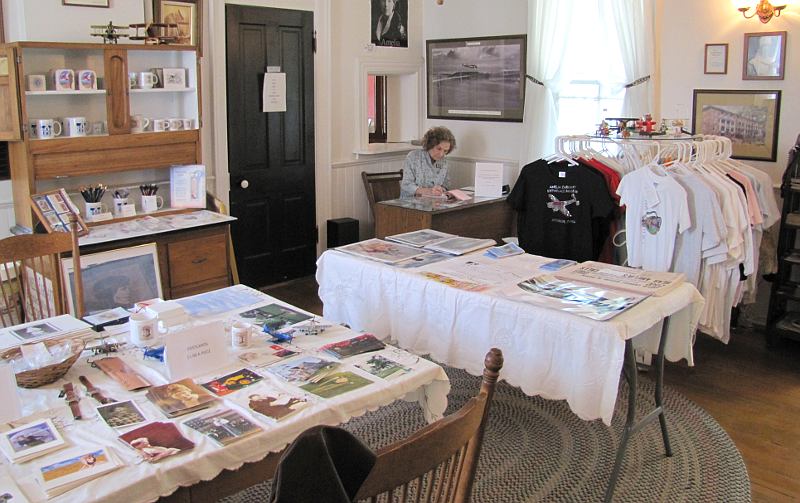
[0,42,201,227]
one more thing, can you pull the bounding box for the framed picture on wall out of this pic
[743,31,786,80]
[692,89,781,161]
[426,35,527,122]
[371,0,408,48]
[704,43,728,74]
[62,0,109,6]
[154,0,202,55]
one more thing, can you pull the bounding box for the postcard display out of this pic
[0,284,449,502]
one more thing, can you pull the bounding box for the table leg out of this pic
[604,317,673,502]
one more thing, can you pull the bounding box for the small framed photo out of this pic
[62,0,109,6]
[743,31,786,80]
[154,0,202,55]
[162,68,187,89]
[704,43,728,74]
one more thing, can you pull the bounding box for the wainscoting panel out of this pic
[329,155,519,246]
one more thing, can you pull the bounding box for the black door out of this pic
[226,5,316,288]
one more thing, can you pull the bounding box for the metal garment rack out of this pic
[604,317,672,502]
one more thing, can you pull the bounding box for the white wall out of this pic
[660,0,800,183]
[4,0,145,43]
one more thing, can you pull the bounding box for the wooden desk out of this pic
[375,196,514,242]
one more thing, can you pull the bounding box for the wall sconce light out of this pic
[734,0,787,23]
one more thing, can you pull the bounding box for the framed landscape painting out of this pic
[692,89,781,161]
[426,35,526,122]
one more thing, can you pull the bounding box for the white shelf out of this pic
[130,87,197,94]
[26,89,106,96]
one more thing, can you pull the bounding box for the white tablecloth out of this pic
[316,251,704,425]
[2,286,449,502]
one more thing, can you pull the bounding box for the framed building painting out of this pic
[692,89,781,161]
[426,35,526,122]
[154,0,201,54]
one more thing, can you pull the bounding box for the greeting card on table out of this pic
[267,356,340,384]
[355,355,411,380]
[0,418,66,463]
[228,385,311,422]
[119,422,195,463]
[39,447,122,497]
[145,378,217,418]
[201,368,263,396]
[300,371,373,399]
[320,334,385,359]
[96,400,147,429]
[183,408,262,446]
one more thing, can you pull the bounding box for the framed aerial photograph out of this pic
[743,31,786,80]
[692,89,781,161]
[61,244,163,316]
[704,43,728,74]
[154,0,201,54]
[426,35,526,122]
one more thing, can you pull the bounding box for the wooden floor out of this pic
[263,277,800,503]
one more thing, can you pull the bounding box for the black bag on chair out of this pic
[270,425,377,503]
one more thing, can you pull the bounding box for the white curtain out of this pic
[520,0,576,166]
[605,0,656,117]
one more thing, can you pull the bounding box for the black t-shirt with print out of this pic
[507,159,615,262]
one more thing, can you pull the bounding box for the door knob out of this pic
[240,179,249,189]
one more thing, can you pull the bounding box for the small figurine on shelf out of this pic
[90,22,130,44]
[638,114,657,134]
[597,120,611,137]
[618,119,632,138]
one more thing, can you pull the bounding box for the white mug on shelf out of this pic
[168,118,183,131]
[78,69,97,90]
[62,117,88,137]
[136,71,159,89]
[141,195,164,213]
[131,115,150,133]
[128,71,137,89]
[49,69,74,91]
[152,119,170,132]
[129,311,158,346]
[181,118,195,130]
[33,119,62,139]
[26,74,46,92]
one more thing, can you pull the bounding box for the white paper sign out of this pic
[474,162,504,198]
[263,72,287,112]
[0,364,23,422]
[165,320,230,381]
[170,165,207,209]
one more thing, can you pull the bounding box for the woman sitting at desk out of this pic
[400,126,456,198]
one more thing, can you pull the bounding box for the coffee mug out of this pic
[50,68,74,90]
[137,71,159,89]
[128,72,137,89]
[84,201,107,220]
[78,69,97,90]
[231,321,253,348]
[152,119,170,132]
[113,197,129,216]
[168,118,183,131]
[91,121,106,135]
[62,117,87,137]
[131,115,150,133]
[34,119,62,139]
[181,118,194,130]
[141,195,164,213]
[129,311,158,345]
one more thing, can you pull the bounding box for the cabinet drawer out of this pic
[167,233,228,288]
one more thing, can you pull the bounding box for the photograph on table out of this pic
[183,408,262,446]
[300,371,374,399]
[61,243,162,316]
[237,303,311,331]
[96,400,147,429]
[229,385,311,422]
[39,447,120,498]
[427,35,526,122]
[201,368,263,396]
[743,31,786,80]
[692,89,781,161]
[118,422,194,463]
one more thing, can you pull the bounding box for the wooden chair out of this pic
[362,170,403,218]
[355,348,503,503]
[0,216,84,327]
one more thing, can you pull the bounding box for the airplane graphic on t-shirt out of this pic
[546,194,579,217]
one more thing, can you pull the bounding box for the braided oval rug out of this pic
[220,364,750,503]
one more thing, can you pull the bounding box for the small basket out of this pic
[0,338,85,388]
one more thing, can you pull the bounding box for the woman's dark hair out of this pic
[421,126,456,153]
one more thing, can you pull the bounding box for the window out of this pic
[368,75,387,143]
[555,1,627,136]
